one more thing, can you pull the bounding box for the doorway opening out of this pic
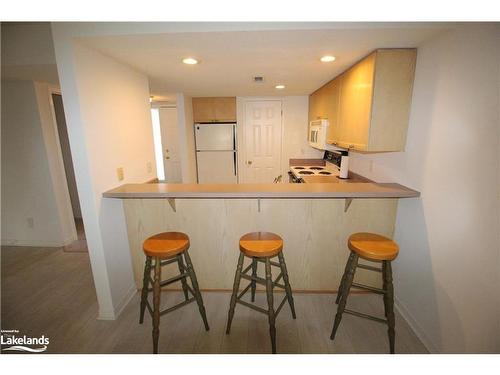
[151,105,181,183]
[51,93,87,253]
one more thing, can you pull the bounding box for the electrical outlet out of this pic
[27,217,34,229]
[117,167,124,181]
[147,161,152,173]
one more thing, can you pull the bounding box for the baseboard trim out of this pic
[115,284,137,319]
[1,238,74,248]
[394,296,438,353]
[97,284,137,321]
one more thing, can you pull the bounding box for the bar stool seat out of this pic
[143,232,190,258]
[348,232,399,261]
[239,232,283,257]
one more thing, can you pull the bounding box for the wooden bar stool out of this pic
[139,232,209,354]
[226,232,296,354]
[330,232,399,353]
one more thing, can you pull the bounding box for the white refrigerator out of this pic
[195,123,238,183]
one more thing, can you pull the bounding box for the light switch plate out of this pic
[117,167,124,181]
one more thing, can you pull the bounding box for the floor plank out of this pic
[1,246,427,354]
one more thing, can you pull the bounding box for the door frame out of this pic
[156,105,179,182]
[236,97,284,183]
[47,85,79,244]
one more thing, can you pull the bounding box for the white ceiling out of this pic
[79,24,451,101]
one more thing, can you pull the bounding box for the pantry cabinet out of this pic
[192,97,236,123]
[310,49,416,152]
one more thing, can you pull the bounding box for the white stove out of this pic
[289,164,340,182]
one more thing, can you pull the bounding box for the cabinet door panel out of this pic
[193,98,216,122]
[309,91,320,122]
[324,77,341,143]
[336,53,375,150]
[213,97,236,122]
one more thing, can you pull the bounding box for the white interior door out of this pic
[159,107,182,182]
[243,100,282,183]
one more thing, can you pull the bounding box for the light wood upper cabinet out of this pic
[309,77,340,124]
[192,97,236,123]
[335,53,376,150]
[311,49,417,152]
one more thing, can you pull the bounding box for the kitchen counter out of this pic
[103,181,420,199]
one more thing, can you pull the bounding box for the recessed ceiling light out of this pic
[182,57,199,65]
[275,84,285,89]
[320,55,336,63]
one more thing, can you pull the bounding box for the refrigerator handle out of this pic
[233,151,237,176]
[232,124,236,150]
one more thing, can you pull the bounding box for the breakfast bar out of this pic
[103,181,419,292]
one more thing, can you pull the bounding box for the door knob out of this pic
[247,160,252,165]
[165,156,170,160]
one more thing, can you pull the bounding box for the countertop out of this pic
[103,182,420,199]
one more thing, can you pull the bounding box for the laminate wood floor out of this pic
[1,246,427,354]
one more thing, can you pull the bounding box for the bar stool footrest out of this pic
[351,282,386,294]
[159,297,196,316]
[357,263,383,272]
[274,296,288,317]
[236,299,268,314]
[344,308,387,324]
[255,257,281,268]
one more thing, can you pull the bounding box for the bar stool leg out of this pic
[226,252,244,334]
[382,261,388,317]
[278,252,296,319]
[383,260,396,354]
[139,256,152,324]
[265,258,277,354]
[152,257,161,354]
[176,254,189,301]
[330,253,358,341]
[251,258,257,302]
[336,252,355,304]
[183,250,209,331]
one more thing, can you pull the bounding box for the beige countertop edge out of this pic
[102,183,420,199]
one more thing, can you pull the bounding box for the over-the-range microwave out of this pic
[308,119,329,150]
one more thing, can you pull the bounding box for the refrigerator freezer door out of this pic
[195,123,235,151]
[196,151,237,183]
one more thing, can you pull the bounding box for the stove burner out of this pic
[309,166,324,170]
[319,171,332,175]
[293,167,305,170]
[298,171,314,175]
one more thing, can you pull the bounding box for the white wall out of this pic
[176,93,198,183]
[52,25,157,319]
[349,24,500,353]
[1,80,75,246]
